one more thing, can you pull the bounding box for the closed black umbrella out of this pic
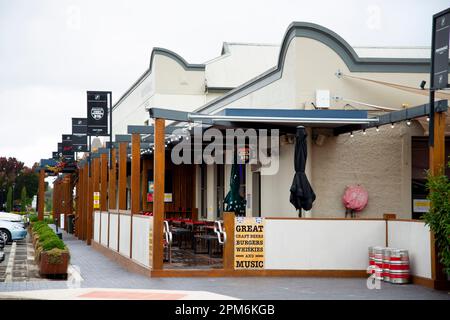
[289,127,316,214]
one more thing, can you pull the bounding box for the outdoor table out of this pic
[194,234,221,258]
[171,227,192,249]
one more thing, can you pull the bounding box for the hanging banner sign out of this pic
[234,217,265,270]
[52,152,60,160]
[87,91,109,136]
[57,143,62,153]
[432,9,450,89]
[72,118,87,135]
[93,192,100,209]
[72,134,88,152]
[62,134,74,161]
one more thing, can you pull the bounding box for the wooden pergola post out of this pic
[38,169,45,221]
[130,133,141,259]
[141,158,149,212]
[152,118,165,270]
[429,112,446,176]
[131,133,141,214]
[87,159,94,245]
[429,111,447,289]
[83,162,89,241]
[100,152,108,212]
[118,142,128,210]
[76,166,84,238]
[109,147,117,210]
[92,156,100,242]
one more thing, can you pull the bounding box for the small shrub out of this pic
[29,214,38,223]
[46,248,70,264]
[41,237,65,251]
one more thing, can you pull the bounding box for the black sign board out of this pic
[62,134,74,158]
[432,9,450,89]
[72,134,88,152]
[72,118,88,135]
[87,91,109,136]
[57,143,62,153]
[52,152,60,160]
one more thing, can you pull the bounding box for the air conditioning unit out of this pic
[315,90,330,109]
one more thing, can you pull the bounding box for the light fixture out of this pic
[406,119,411,126]
[376,126,380,132]
[350,132,354,138]
[363,129,367,135]
[391,123,395,129]
[420,80,426,90]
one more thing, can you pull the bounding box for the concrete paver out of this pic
[0,232,449,300]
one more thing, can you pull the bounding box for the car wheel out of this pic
[0,229,11,244]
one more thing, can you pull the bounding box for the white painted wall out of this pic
[387,220,432,279]
[265,219,386,270]
[261,142,297,217]
[93,211,100,243]
[131,215,151,268]
[119,214,131,257]
[109,212,119,251]
[100,212,108,246]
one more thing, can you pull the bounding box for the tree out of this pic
[6,186,12,212]
[21,186,28,212]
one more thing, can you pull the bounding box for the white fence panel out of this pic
[109,212,119,251]
[100,212,109,246]
[93,211,101,243]
[131,215,151,268]
[265,219,386,270]
[119,214,131,257]
[387,221,432,279]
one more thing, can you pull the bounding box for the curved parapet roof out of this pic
[113,47,205,110]
[195,21,436,115]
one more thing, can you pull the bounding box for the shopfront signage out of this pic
[234,217,265,270]
[72,118,87,135]
[87,91,109,136]
[432,9,450,89]
[147,181,172,202]
[72,134,88,152]
[62,134,74,161]
[93,192,100,209]
[413,199,430,213]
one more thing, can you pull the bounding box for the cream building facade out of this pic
[112,22,449,220]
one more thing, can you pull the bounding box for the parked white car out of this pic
[0,212,24,223]
[0,220,27,243]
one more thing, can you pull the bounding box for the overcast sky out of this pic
[0,0,448,167]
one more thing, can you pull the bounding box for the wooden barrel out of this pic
[389,249,410,284]
[382,248,391,282]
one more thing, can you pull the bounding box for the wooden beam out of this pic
[93,157,100,242]
[108,148,117,210]
[100,153,108,212]
[223,212,235,270]
[83,163,89,241]
[429,112,446,176]
[38,169,45,221]
[118,142,127,210]
[131,133,141,214]
[152,118,165,270]
[141,158,149,212]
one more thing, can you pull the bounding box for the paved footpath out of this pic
[0,232,449,300]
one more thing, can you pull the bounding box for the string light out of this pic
[376,126,380,132]
[350,132,354,138]
[406,119,411,126]
[391,123,395,129]
[363,129,367,135]
[426,116,430,122]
